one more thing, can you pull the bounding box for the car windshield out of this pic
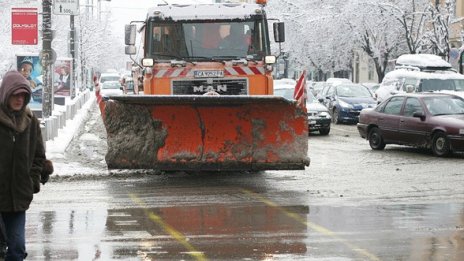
[419,78,464,92]
[307,91,318,102]
[275,87,319,103]
[102,81,120,89]
[336,84,372,97]
[423,96,464,115]
[100,76,120,83]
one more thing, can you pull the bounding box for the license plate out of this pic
[310,121,316,124]
[193,70,224,78]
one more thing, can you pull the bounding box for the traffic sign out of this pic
[53,0,80,16]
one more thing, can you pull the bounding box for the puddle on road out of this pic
[25,202,464,260]
[26,204,309,260]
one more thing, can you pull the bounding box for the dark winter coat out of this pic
[0,71,45,212]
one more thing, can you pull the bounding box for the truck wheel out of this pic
[432,132,450,157]
[368,127,386,150]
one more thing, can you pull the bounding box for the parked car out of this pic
[357,93,464,156]
[306,91,332,135]
[361,82,380,98]
[319,83,377,124]
[124,77,135,94]
[310,81,329,96]
[375,69,464,102]
[375,54,464,103]
[99,72,120,84]
[120,75,136,94]
[100,81,123,97]
[326,77,352,86]
[274,79,331,135]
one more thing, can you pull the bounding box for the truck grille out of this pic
[172,79,248,95]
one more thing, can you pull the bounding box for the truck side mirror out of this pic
[125,24,137,45]
[273,22,285,43]
[125,45,137,55]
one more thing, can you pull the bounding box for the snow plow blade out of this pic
[99,95,309,171]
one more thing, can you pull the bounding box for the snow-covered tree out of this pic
[426,0,456,60]
[267,0,458,82]
[378,0,430,54]
[347,0,407,82]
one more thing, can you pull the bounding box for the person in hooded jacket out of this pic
[0,70,46,261]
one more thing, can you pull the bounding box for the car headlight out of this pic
[319,111,330,117]
[338,100,353,109]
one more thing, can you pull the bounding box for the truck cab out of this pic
[125,1,285,96]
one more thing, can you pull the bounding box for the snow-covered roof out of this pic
[147,3,264,21]
[395,54,452,69]
[384,68,464,81]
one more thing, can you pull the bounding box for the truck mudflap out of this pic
[99,95,310,171]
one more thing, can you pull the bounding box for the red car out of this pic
[357,93,464,156]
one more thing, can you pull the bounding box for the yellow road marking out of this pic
[241,189,381,261]
[129,194,207,261]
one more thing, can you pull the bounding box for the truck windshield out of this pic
[146,20,268,61]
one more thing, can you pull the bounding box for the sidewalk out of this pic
[43,90,96,157]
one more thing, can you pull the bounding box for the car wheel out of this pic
[319,127,330,135]
[332,109,339,124]
[431,132,450,157]
[368,127,386,150]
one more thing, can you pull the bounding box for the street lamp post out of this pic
[41,0,54,118]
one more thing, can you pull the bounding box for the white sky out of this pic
[108,0,214,34]
[108,0,155,31]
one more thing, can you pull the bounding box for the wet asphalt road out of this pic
[26,103,464,260]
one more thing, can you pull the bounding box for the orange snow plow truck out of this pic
[97,0,309,171]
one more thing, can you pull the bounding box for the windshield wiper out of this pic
[153,53,182,60]
[185,56,211,61]
[212,56,245,61]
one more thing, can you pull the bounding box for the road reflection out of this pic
[27,203,309,260]
[105,204,309,260]
[25,180,464,260]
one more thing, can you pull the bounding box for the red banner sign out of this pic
[11,7,38,45]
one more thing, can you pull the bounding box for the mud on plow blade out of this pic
[101,95,310,171]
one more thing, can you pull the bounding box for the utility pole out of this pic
[41,0,55,118]
[70,15,76,99]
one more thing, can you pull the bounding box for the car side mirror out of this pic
[413,111,426,121]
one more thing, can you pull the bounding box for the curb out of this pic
[42,91,96,155]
